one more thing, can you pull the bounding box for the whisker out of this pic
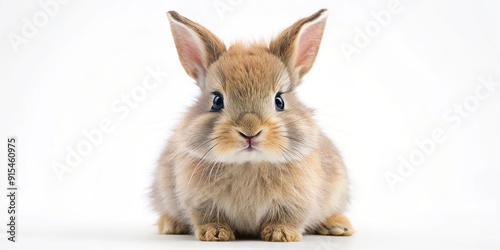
[187,143,218,187]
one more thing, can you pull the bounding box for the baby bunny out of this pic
[151,9,353,242]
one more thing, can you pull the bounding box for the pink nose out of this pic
[238,131,262,147]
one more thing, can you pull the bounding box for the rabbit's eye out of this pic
[275,93,285,111]
[211,92,224,111]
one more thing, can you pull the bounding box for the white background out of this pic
[1,0,500,249]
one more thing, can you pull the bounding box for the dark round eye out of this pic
[211,92,224,111]
[275,93,284,111]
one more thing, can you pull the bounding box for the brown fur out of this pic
[151,9,353,242]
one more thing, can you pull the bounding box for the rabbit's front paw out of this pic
[316,214,354,236]
[157,214,190,234]
[261,224,302,242]
[195,223,235,241]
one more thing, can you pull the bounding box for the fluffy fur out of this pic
[151,9,353,242]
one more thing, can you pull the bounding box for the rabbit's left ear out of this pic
[270,9,328,82]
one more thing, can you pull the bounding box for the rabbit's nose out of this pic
[238,130,262,140]
[238,130,262,149]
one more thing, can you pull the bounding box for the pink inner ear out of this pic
[295,21,325,68]
[175,25,205,75]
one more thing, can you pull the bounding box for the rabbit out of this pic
[150,9,353,242]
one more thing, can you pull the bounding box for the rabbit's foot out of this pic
[315,214,354,236]
[261,224,302,242]
[195,222,235,241]
[157,214,190,234]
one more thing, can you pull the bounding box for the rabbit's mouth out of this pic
[244,145,256,152]
[241,140,259,152]
[243,139,258,152]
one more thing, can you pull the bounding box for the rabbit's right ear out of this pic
[167,11,226,85]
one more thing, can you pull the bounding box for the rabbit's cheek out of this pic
[258,120,286,151]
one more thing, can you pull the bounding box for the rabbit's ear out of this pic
[167,11,226,85]
[270,9,328,81]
